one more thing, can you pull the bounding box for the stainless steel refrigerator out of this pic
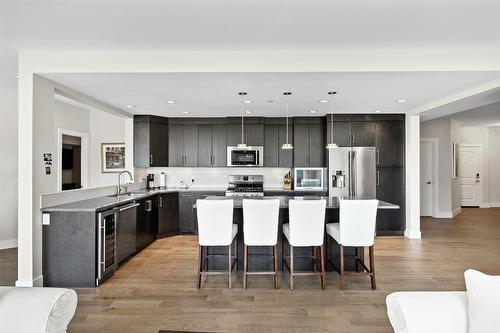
[328,147,377,198]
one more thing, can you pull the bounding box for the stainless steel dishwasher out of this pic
[116,202,139,264]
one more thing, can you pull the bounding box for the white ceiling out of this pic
[43,72,500,117]
[450,101,500,127]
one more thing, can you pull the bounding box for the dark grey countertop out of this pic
[41,187,227,212]
[197,196,400,209]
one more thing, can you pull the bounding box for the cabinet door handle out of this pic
[376,149,380,165]
[150,154,153,166]
[351,133,355,144]
[376,171,380,186]
[159,196,163,208]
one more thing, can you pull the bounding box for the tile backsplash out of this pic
[146,167,292,188]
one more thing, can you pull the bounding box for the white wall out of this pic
[489,127,500,205]
[0,88,18,248]
[420,117,453,216]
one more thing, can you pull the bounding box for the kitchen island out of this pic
[194,195,399,272]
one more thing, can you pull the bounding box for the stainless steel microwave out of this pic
[227,146,264,167]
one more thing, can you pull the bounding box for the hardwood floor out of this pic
[2,208,500,332]
[0,247,17,286]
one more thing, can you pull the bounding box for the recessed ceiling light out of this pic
[396,99,407,103]
[244,110,252,114]
[243,100,253,104]
[167,100,176,104]
[11,73,19,78]
[309,110,317,114]
[126,104,136,109]
[319,100,329,103]
[181,111,189,114]
[373,110,382,113]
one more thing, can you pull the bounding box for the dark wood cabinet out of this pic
[226,118,264,146]
[168,124,198,167]
[157,193,179,237]
[136,197,157,252]
[332,121,351,147]
[134,115,168,167]
[293,118,325,167]
[351,122,376,147]
[376,121,404,167]
[264,122,293,167]
[197,124,227,167]
[178,193,196,233]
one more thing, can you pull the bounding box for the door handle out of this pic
[149,154,153,166]
[159,196,163,207]
[476,173,480,183]
[351,133,355,145]
[119,202,140,212]
[426,181,432,185]
[376,171,380,186]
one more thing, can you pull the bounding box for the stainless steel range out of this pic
[225,175,264,197]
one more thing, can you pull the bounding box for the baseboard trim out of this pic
[404,229,421,239]
[433,212,453,218]
[452,207,462,217]
[479,203,491,208]
[490,202,500,208]
[0,239,18,250]
[15,275,43,287]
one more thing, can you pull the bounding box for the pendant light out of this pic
[326,91,338,149]
[237,92,248,148]
[281,92,293,150]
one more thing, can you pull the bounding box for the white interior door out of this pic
[458,145,482,207]
[420,141,434,216]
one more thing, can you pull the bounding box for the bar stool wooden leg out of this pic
[228,243,232,289]
[197,245,203,288]
[339,244,345,290]
[312,247,317,272]
[290,245,294,290]
[243,244,248,289]
[355,247,360,272]
[273,244,279,289]
[282,237,287,272]
[369,245,376,290]
[320,245,325,290]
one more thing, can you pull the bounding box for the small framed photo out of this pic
[101,143,126,173]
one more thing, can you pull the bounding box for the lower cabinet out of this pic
[157,193,179,237]
[179,192,225,234]
[136,197,158,252]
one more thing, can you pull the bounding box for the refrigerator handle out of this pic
[351,150,356,197]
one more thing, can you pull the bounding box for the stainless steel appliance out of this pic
[97,208,118,284]
[227,146,264,167]
[225,175,264,197]
[116,202,139,264]
[328,147,376,197]
[294,167,327,191]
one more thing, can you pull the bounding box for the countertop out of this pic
[197,196,400,209]
[41,187,227,212]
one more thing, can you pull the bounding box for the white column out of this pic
[16,58,36,286]
[405,115,422,239]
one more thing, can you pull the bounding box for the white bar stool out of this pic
[326,199,378,290]
[242,199,281,289]
[282,199,327,290]
[196,199,238,288]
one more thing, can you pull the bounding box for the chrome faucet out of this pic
[118,170,134,195]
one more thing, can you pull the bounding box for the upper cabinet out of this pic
[197,123,227,167]
[168,123,198,167]
[293,117,325,167]
[375,121,404,167]
[226,117,264,146]
[263,119,293,167]
[134,115,168,167]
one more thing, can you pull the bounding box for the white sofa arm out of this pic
[386,291,468,333]
[0,287,78,333]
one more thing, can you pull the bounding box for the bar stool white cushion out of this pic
[284,199,326,246]
[0,287,78,333]
[196,199,236,246]
[326,199,378,247]
[243,199,280,246]
[465,269,500,333]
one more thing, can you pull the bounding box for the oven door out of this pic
[227,148,262,166]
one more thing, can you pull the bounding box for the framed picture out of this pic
[101,143,126,173]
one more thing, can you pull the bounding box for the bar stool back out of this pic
[326,199,378,290]
[196,199,238,288]
[282,199,326,289]
[242,199,280,289]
